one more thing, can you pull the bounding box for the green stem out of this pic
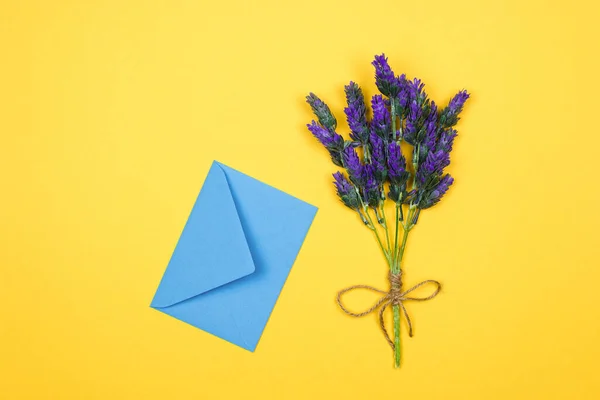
[397,211,412,263]
[381,203,391,250]
[364,207,390,263]
[363,144,371,163]
[392,302,401,367]
[394,204,400,255]
[412,146,419,192]
[392,207,414,368]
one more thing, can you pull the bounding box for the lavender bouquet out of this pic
[306,54,469,367]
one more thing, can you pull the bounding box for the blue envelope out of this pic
[151,161,317,351]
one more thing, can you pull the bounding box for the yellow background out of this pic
[1,0,599,398]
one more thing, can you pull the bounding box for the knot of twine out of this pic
[336,271,441,350]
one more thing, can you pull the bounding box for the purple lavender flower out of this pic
[440,90,470,128]
[307,120,344,149]
[410,78,427,102]
[306,93,337,132]
[414,107,455,210]
[447,90,469,115]
[306,120,345,167]
[417,150,450,185]
[395,74,409,111]
[387,141,407,183]
[404,78,428,144]
[436,128,457,153]
[369,132,387,182]
[362,164,380,207]
[342,146,365,186]
[419,174,454,209]
[387,141,409,204]
[372,54,403,97]
[423,101,439,151]
[371,95,390,140]
[333,172,361,210]
[344,82,369,144]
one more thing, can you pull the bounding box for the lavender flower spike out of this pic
[440,90,470,128]
[306,120,344,167]
[306,93,337,132]
[333,172,361,210]
[387,141,407,184]
[404,78,427,144]
[306,121,340,148]
[423,101,439,151]
[387,141,409,205]
[419,174,454,209]
[369,131,387,182]
[417,149,450,185]
[342,146,364,186]
[436,128,457,154]
[396,74,409,111]
[372,54,402,97]
[371,95,391,140]
[447,90,470,116]
[344,82,369,144]
[362,164,380,208]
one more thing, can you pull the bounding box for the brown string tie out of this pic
[336,271,441,350]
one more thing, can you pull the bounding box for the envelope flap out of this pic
[150,162,256,308]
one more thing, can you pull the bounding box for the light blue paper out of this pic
[151,161,317,351]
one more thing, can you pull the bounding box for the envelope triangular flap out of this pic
[150,162,255,308]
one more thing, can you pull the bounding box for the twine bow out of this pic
[336,271,441,350]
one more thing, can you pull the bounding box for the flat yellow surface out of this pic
[1,0,599,398]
